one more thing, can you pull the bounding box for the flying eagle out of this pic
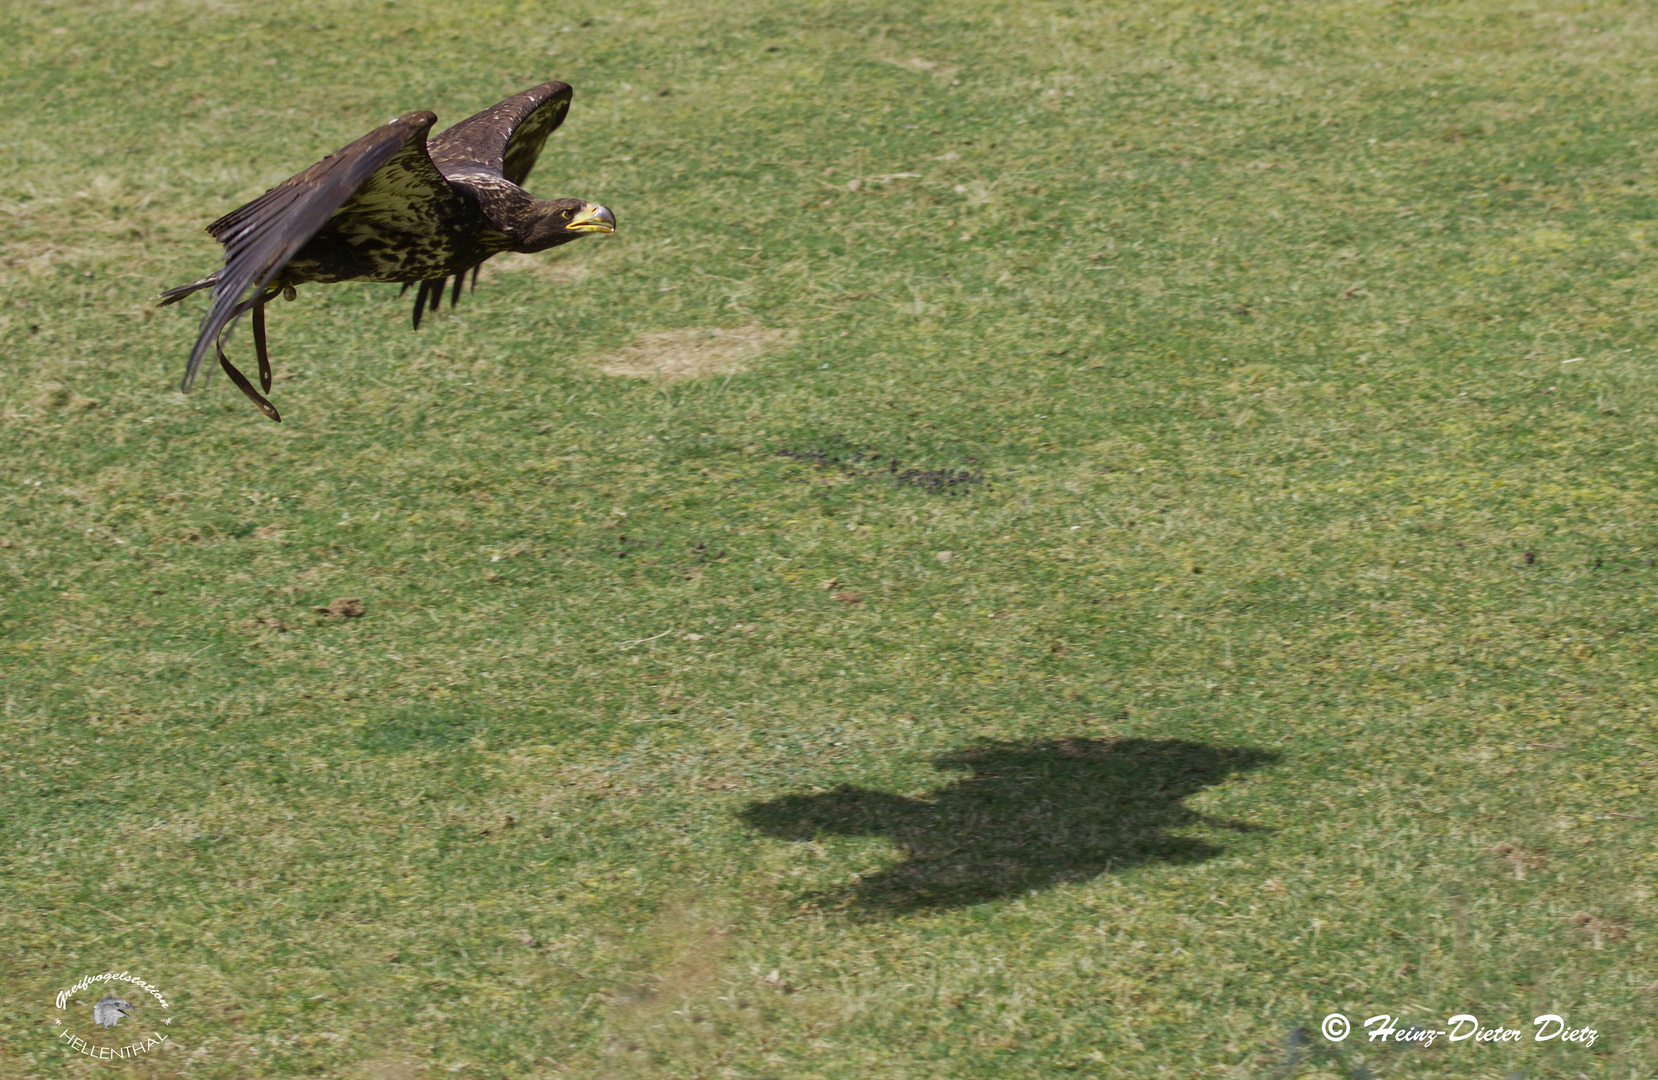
[159,81,616,421]
[93,995,136,1028]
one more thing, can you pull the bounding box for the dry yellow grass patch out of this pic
[484,251,590,286]
[350,1061,428,1080]
[592,326,794,382]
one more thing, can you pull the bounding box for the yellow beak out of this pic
[567,203,616,234]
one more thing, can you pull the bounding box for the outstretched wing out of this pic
[427,81,572,186]
[181,111,452,391]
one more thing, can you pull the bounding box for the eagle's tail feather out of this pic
[157,274,219,307]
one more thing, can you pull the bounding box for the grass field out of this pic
[3,0,1658,1076]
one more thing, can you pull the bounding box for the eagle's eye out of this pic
[559,208,574,220]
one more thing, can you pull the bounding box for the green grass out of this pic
[3,0,1658,1076]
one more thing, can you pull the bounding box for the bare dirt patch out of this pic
[594,326,794,383]
[34,383,99,411]
[484,251,590,286]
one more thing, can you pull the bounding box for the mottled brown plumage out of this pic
[159,81,615,421]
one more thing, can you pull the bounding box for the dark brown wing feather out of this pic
[182,111,450,391]
[427,81,572,185]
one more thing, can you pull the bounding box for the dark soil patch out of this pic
[775,444,985,495]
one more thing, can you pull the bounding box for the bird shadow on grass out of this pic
[739,737,1278,912]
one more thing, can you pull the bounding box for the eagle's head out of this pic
[93,995,136,1028]
[518,198,616,251]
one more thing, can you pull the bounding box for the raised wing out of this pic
[182,111,451,391]
[427,81,572,186]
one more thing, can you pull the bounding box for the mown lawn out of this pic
[3,1,1657,1077]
